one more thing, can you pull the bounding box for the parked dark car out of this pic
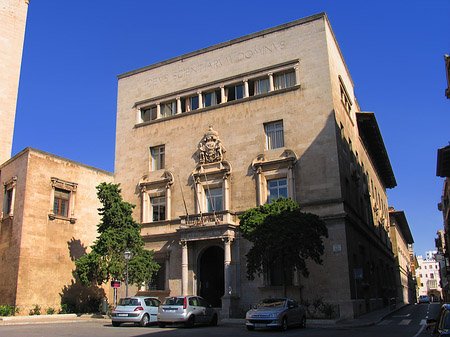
[246,298,306,331]
[428,304,450,336]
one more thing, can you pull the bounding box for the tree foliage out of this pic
[75,183,159,287]
[239,197,328,294]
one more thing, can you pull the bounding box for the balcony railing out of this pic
[179,211,236,228]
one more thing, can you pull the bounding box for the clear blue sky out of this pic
[12,0,450,257]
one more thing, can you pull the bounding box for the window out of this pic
[205,187,223,212]
[274,70,296,90]
[160,101,176,117]
[268,263,292,286]
[226,83,244,101]
[151,145,165,171]
[151,196,166,221]
[50,177,77,221]
[339,76,352,115]
[265,121,284,150]
[255,77,270,95]
[189,95,199,110]
[147,262,165,290]
[203,90,220,108]
[3,188,13,216]
[267,178,288,203]
[53,188,70,217]
[141,106,157,122]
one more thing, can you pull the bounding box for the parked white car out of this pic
[111,296,160,327]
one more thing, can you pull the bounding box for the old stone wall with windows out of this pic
[114,13,396,319]
[0,148,113,312]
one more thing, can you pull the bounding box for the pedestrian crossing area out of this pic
[377,319,427,326]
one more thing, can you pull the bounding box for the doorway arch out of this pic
[198,245,224,307]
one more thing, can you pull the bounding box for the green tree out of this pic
[239,197,328,297]
[75,182,159,287]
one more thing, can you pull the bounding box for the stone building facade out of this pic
[0,148,114,313]
[0,0,29,164]
[388,207,415,304]
[114,13,397,318]
[416,253,442,301]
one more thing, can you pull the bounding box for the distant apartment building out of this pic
[388,207,415,304]
[416,253,442,301]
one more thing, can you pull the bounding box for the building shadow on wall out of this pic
[59,237,105,313]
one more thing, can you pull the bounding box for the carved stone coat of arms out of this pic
[198,126,226,164]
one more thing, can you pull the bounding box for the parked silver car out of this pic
[111,296,160,327]
[246,298,306,331]
[157,296,218,328]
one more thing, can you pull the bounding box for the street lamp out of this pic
[124,248,133,297]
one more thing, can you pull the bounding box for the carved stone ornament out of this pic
[198,125,227,164]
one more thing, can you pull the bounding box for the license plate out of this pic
[255,323,266,328]
[117,313,128,317]
[164,309,177,312]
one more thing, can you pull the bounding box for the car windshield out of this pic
[118,298,141,306]
[256,299,286,308]
[162,297,185,306]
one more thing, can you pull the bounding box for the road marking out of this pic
[392,313,411,318]
[377,320,392,325]
[420,319,427,325]
[399,319,411,325]
[412,324,426,337]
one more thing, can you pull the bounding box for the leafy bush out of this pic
[46,307,56,315]
[29,304,41,315]
[0,305,18,316]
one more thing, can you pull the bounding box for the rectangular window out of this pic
[53,188,70,217]
[141,106,157,122]
[226,84,244,102]
[147,262,165,290]
[189,95,199,111]
[203,90,220,108]
[269,264,292,286]
[267,178,288,203]
[265,121,284,149]
[151,145,165,171]
[205,187,223,212]
[255,77,270,95]
[339,76,352,115]
[151,196,166,221]
[160,101,176,118]
[3,188,13,216]
[274,70,296,90]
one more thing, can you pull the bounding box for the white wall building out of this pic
[417,253,442,301]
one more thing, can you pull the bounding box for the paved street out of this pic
[0,303,442,337]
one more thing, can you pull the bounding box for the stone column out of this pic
[197,91,203,108]
[165,182,172,220]
[255,167,262,206]
[181,241,188,295]
[287,164,296,201]
[141,186,148,223]
[176,96,182,114]
[136,108,141,124]
[294,64,299,85]
[223,173,230,210]
[156,103,161,119]
[222,237,233,318]
[243,79,249,98]
[268,72,274,91]
[194,177,202,214]
[220,85,226,103]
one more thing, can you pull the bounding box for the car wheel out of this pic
[112,321,121,327]
[158,322,166,328]
[139,314,149,327]
[185,315,195,328]
[247,325,255,331]
[210,314,218,326]
[299,315,306,328]
[280,317,288,331]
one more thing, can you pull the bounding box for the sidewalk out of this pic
[0,304,408,328]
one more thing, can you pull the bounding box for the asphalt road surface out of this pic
[0,302,442,337]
